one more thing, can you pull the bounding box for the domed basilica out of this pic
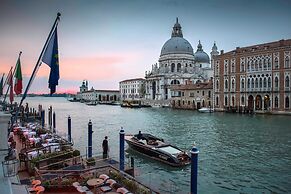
[145,18,218,104]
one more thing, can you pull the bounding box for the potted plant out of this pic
[86,157,95,166]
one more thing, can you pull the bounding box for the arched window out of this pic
[263,77,267,88]
[255,60,258,71]
[225,80,228,89]
[232,96,235,106]
[231,63,235,73]
[225,96,228,106]
[247,61,250,71]
[216,80,219,90]
[241,96,245,105]
[241,79,245,89]
[208,91,211,98]
[268,58,271,69]
[241,62,244,72]
[263,59,267,70]
[224,64,228,74]
[275,96,279,108]
[274,57,279,69]
[231,79,235,89]
[275,77,279,88]
[286,96,290,108]
[259,60,262,70]
[216,64,219,75]
[285,57,290,68]
[286,76,290,87]
[171,63,175,72]
[251,78,254,88]
[268,77,271,88]
[255,78,258,88]
[247,79,250,88]
[259,78,262,88]
[177,63,181,72]
[216,96,219,106]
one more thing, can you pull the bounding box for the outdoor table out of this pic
[87,178,104,194]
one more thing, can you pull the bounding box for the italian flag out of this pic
[14,56,22,95]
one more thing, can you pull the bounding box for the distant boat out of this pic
[86,101,98,106]
[198,107,214,113]
[121,100,141,108]
[125,133,191,167]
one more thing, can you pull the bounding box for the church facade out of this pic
[144,18,216,106]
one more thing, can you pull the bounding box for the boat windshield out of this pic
[158,146,181,155]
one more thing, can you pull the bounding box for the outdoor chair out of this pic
[116,187,130,194]
[99,174,109,181]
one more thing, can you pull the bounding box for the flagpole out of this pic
[0,73,4,96]
[3,53,20,104]
[18,13,61,110]
[10,13,61,133]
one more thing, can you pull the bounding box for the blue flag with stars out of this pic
[42,26,60,94]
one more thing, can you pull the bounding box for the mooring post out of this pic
[68,116,71,143]
[41,110,45,128]
[53,111,56,133]
[88,120,93,158]
[190,146,199,194]
[119,127,125,171]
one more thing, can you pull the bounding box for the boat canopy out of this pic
[158,145,182,155]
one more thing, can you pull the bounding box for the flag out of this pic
[7,68,14,103]
[14,56,22,95]
[42,26,60,94]
[0,74,4,96]
[4,67,12,86]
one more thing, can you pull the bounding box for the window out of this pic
[285,57,290,68]
[225,96,228,106]
[255,78,258,88]
[225,80,228,89]
[241,79,245,89]
[247,79,250,88]
[275,96,279,108]
[263,59,267,70]
[177,63,181,72]
[216,64,219,75]
[263,78,267,88]
[216,80,219,90]
[241,96,245,105]
[216,96,219,106]
[259,78,262,88]
[251,78,254,88]
[274,57,279,69]
[286,76,290,87]
[275,77,279,88]
[241,62,245,72]
[208,91,211,98]
[202,91,205,96]
[286,96,290,108]
[171,63,175,72]
[268,58,271,69]
[231,79,235,89]
[259,60,262,70]
[224,60,228,74]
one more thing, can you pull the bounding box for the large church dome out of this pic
[160,18,194,57]
[194,40,210,63]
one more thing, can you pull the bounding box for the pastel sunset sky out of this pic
[0,0,291,93]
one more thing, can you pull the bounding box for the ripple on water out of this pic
[16,97,291,194]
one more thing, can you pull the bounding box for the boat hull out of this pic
[125,136,190,167]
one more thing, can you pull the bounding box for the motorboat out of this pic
[125,133,191,167]
[198,107,214,113]
[86,101,98,106]
[120,100,141,108]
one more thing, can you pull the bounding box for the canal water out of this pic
[15,97,291,193]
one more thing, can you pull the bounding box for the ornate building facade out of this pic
[170,80,213,110]
[119,78,145,100]
[144,18,215,106]
[213,39,291,113]
[77,80,120,102]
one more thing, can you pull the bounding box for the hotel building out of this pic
[119,78,145,100]
[213,39,291,113]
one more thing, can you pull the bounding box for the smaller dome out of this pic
[194,40,210,63]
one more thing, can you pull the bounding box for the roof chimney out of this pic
[220,50,224,55]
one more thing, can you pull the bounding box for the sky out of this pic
[0,0,291,94]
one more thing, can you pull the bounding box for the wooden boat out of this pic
[120,100,141,108]
[125,133,190,167]
[198,107,214,113]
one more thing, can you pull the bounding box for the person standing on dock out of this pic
[102,136,108,159]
